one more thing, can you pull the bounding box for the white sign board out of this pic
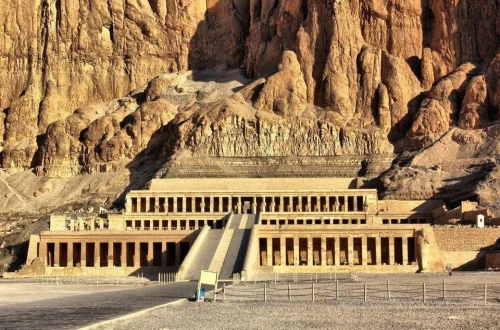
[197,270,219,302]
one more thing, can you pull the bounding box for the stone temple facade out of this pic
[18,177,496,279]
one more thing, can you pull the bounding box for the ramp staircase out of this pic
[179,214,258,280]
[219,214,257,279]
[182,229,224,280]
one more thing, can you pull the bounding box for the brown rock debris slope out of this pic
[0,0,499,216]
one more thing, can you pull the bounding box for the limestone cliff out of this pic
[1,0,500,213]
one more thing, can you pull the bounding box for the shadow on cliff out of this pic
[111,1,253,208]
[187,0,249,73]
[110,119,180,209]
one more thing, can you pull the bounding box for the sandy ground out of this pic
[0,282,138,306]
[94,300,500,330]
[91,272,500,330]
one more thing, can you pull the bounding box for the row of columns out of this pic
[44,241,182,268]
[128,195,368,214]
[260,235,412,267]
[260,218,367,225]
[125,219,226,230]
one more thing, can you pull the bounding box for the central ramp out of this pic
[180,229,224,280]
[179,214,258,280]
[219,214,257,279]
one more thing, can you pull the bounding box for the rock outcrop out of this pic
[0,0,249,169]
[254,51,307,117]
[0,0,500,217]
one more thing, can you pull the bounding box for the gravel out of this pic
[95,272,500,330]
[96,300,500,330]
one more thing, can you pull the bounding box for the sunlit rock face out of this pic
[0,0,499,192]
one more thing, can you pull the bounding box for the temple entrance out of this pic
[243,200,252,214]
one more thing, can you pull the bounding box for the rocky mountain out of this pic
[1,0,500,214]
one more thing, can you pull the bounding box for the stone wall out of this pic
[433,228,500,251]
[429,227,500,271]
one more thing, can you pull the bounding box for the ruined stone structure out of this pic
[21,178,453,278]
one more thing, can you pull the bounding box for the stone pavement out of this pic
[0,281,202,330]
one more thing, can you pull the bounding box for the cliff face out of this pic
[0,0,248,168]
[1,0,500,206]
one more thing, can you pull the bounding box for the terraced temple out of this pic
[21,177,499,279]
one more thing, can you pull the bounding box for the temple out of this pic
[18,178,500,279]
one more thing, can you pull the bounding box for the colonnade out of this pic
[127,194,369,214]
[258,235,416,267]
[123,218,227,231]
[42,240,190,269]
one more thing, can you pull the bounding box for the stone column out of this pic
[279,196,284,212]
[148,241,154,267]
[99,219,103,230]
[219,197,223,212]
[344,196,348,212]
[306,196,311,212]
[155,197,159,213]
[54,243,60,267]
[402,237,408,266]
[68,242,74,268]
[126,196,132,213]
[40,243,47,266]
[134,242,140,268]
[280,238,286,266]
[293,236,299,266]
[140,220,144,230]
[354,196,358,212]
[238,197,242,214]
[307,236,313,266]
[361,236,367,266]
[266,238,273,266]
[389,236,395,265]
[191,197,196,213]
[321,236,327,266]
[316,196,321,212]
[253,197,257,214]
[182,197,186,213]
[228,196,232,213]
[95,242,100,267]
[334,236,340,266]
[165,198,169,213]
[375,237,382,265]
[120,242,127,267]
[146,197,150,213]
[173,198,178,213]
[81,242,87,267]
[347,236,354,265]
[108,242,114,268]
